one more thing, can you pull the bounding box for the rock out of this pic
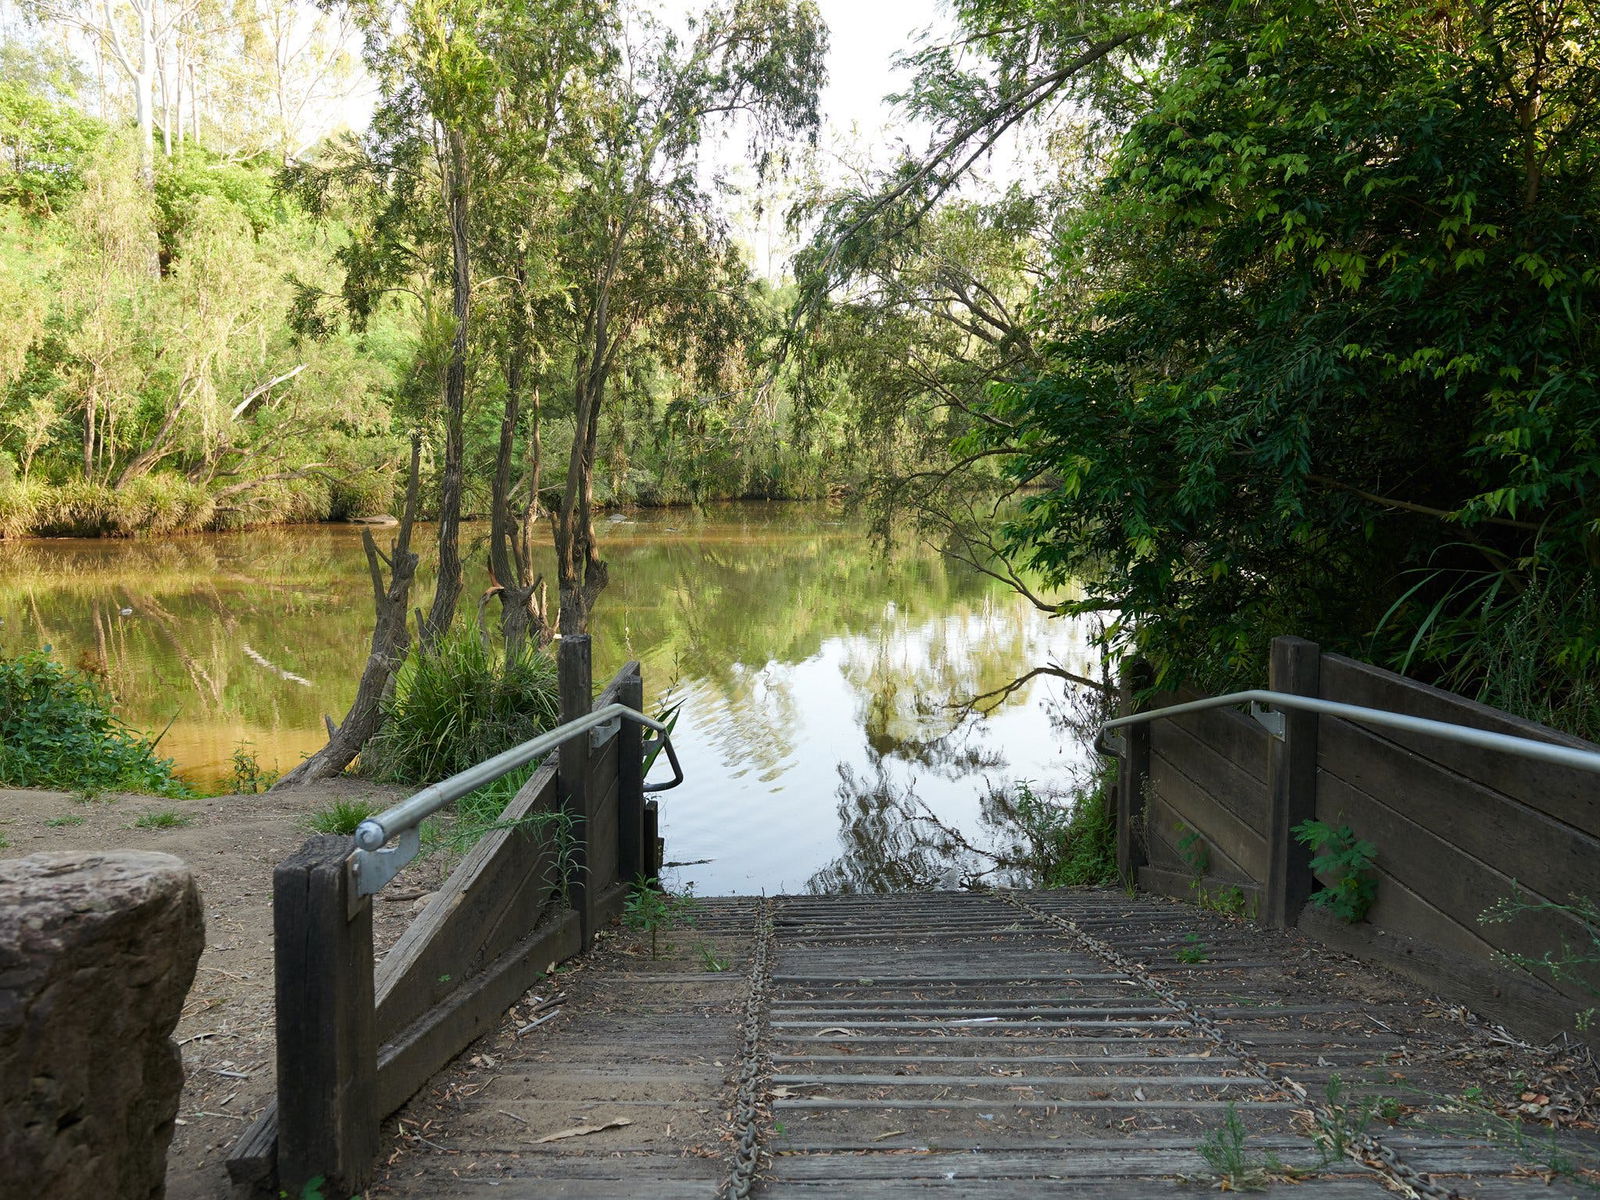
[0,852,204,1200]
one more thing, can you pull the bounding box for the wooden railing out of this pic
[1112,635,1600,1041]
[227,636,663,1197]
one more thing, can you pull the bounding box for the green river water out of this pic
[0,502,1098,893]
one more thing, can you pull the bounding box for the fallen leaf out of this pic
[534,1118,633,1143]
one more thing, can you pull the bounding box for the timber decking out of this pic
[373,889,1598,1198]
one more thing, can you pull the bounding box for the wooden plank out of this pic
[1320,653,1600,836]
[1264,636,1319,928]
[1315,771,1599,1000]
[1317,718,1600,911]
[374,763,563,1041]
[617,664,645,882]
[586,734,621,897]
[559,634,595,943]
[1117,661,1152,884]
[1160,695,1270,785]
[224,1100,276,1189]
[1149,753,1266,881]
[375,909,582,1114]
[273,834,377,1198]
[1151,717,1270,837]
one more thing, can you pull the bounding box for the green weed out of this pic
[1481,891,1600,1031]
[698,945,731,972]
[134,809,192,830]
[229,741,276,794]
[1176,934,1210,964]
[1293,820,1377,922]
[307,798,380,836]
[1196,1102,1288,1190]
[45,815,85,827]
[622,876,698,959]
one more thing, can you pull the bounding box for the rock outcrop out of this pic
[0,851,204,1200]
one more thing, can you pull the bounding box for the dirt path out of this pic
[0,781,445,1200]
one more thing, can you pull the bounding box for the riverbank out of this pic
[0,473,848,541]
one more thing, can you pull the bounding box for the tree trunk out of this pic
[420,126,471,650]
[489,328,551,654]
[272,437,423,788]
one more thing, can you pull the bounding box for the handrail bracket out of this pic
[1250,702,1286,740]
[350,825,420,904]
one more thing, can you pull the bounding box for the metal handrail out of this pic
[1098,688,1600,777]
[348,703,684,897]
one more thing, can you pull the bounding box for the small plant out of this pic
[46,815,85,827]
[1176,933,1210,964]
[134,809,192,830]
[1481,891,1600,1031]
[1197,1102,1288,1190]
[307,798,381,836]
[229,741,276,794]
[1195,883,1252,918]
[698,944,731,972]
[0,831,10,849]
[1292,819,1377,922]
[1177,825,1210,877]
[622,875,698,959]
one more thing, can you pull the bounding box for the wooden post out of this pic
[617,663,645,883]
[274,835,377,1197]
[643,798,662,877]
[1116,659,1153,887]
[1264,636,1321,928]
[558,635,594,943]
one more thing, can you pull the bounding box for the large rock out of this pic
[0,851,204,1200]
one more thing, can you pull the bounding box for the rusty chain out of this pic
[720,896,774,1200]
[992,888,1463,1200]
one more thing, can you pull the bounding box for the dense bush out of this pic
[0,645,191,795]
[363,628,561,784]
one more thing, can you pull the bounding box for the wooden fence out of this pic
[227,636,662,1197]
[1116,636,1600,1040]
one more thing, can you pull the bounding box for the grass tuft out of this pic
[307,798,381,836]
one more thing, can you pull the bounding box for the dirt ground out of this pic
[0,780,447,1200]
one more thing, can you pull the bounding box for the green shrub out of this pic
[0,479,46,538]
[307,797,380,835]
[1010,773,1118,888]
[364,628,560,784]
[0,644,191,796]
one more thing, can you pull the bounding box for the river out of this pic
[0,502,1102,893]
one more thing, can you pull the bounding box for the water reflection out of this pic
[0,503,1101,893]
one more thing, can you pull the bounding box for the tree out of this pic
[537,0,827,637]
[965,0,1600,728]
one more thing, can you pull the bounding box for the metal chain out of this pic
[992,888,1462,1200]
[721,896,775,1200]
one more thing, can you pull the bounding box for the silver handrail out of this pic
[349,703,684,897]
[1099,688,1600,776]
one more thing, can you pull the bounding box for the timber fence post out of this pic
[1116,659,1153,887]
[273,834,377,1197]
[618,663,645,884]
[1264,635,1321,928]
[559,634,595,944]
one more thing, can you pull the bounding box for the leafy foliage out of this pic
[1293,820,1378,923]
[1481,891,1600,1030]
[0,644,190,795]
[946,0,1600,732]
[363,627,560,784]
[622,875,699,959]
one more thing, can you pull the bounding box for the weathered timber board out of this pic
[1320,654,1600,837]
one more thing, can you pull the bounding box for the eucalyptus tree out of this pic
[536,0,827,637]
